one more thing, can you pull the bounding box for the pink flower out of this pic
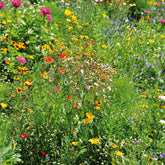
[17,56,27,64]
[25,106,29,109]
[46,14,52,21]
[40,8,52,15]
[40,13,44,17]
[160,19,165,24]
[55,88,61,92]
[144,10,151,14]
[11,0,22,8]
[0,2,5,9]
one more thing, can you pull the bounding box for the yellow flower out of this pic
[1,48,8,52]
[29,55,34,59]
[11,94,15,97]
[95,105,100,110]
[148,39,154,44]
[25,80,32,86]
[13,143,17,147]
[71,15,77,21]
[14,76,19,80]
[0,103,7,109]
[28,110,34,113]
[116,151,124,156]
[16,87,22,94]
[74,38,79,42]
[112,144,118,149]
[72,141,78,146]
[86,112,95,119]
[160,35,165,38]
[101,45,107,48]
[102,14,107,18]
[89,138,100,144]
[85,36,89,39]
[65,9,72,16]
[84,22,89,26]
[142,105,148,108]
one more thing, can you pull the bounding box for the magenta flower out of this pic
[40,8,52,15]
[0,2,5,9]
[11,0,22,8]
[46,14,52,21]
[17,56,27,64]
[160,19,165,24]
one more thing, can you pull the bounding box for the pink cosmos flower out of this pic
[17,56,27,64]
[160,19,165,24]
[11,0,22,8]
[40,8,52,15]
[55,88,61,92]
[0,2,5,9]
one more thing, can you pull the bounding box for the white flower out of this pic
[158,96,165,102]
[159,120,165,124]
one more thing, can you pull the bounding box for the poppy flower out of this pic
[44,57,52,63]
[66,95,71,100]
[55,88,61,92]
[21,133,29,139]
[59,52,67,59]
[60,69,65,74]
[73,104,79,110]
[41,152,46,156]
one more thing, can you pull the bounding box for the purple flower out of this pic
[160,19,165,24]
[136,140,140,144]
[153,156,158,160]
[11,1,22,8]
[17,56,27,64]
[0,2,5,9]
[40,8,52,15]
[0,158,2,163]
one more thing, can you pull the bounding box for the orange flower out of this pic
[86,112,95,119]
[83,118,91,124]
[44,57,52,63]
[101,73,108,78]
[60,69,65,74]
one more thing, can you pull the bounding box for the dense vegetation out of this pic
[0,0,165,164]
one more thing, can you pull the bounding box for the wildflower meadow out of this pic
[0,0,165,164]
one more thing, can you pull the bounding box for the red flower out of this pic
[21,133,29,139]
[59,52,67,59]
[73,104,79,110]
[44,57,52,63]
[60,69,65,74]
[41,152,46,156]
[66,95,71,100]
[85,41,90,46]
[55,88,61,92]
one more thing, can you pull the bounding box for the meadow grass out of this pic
[0,0,165,164]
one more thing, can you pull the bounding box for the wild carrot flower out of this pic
[17,56,27,64]
[0,103,7,109]
[0,2,5,9]
[11,0,22,8]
